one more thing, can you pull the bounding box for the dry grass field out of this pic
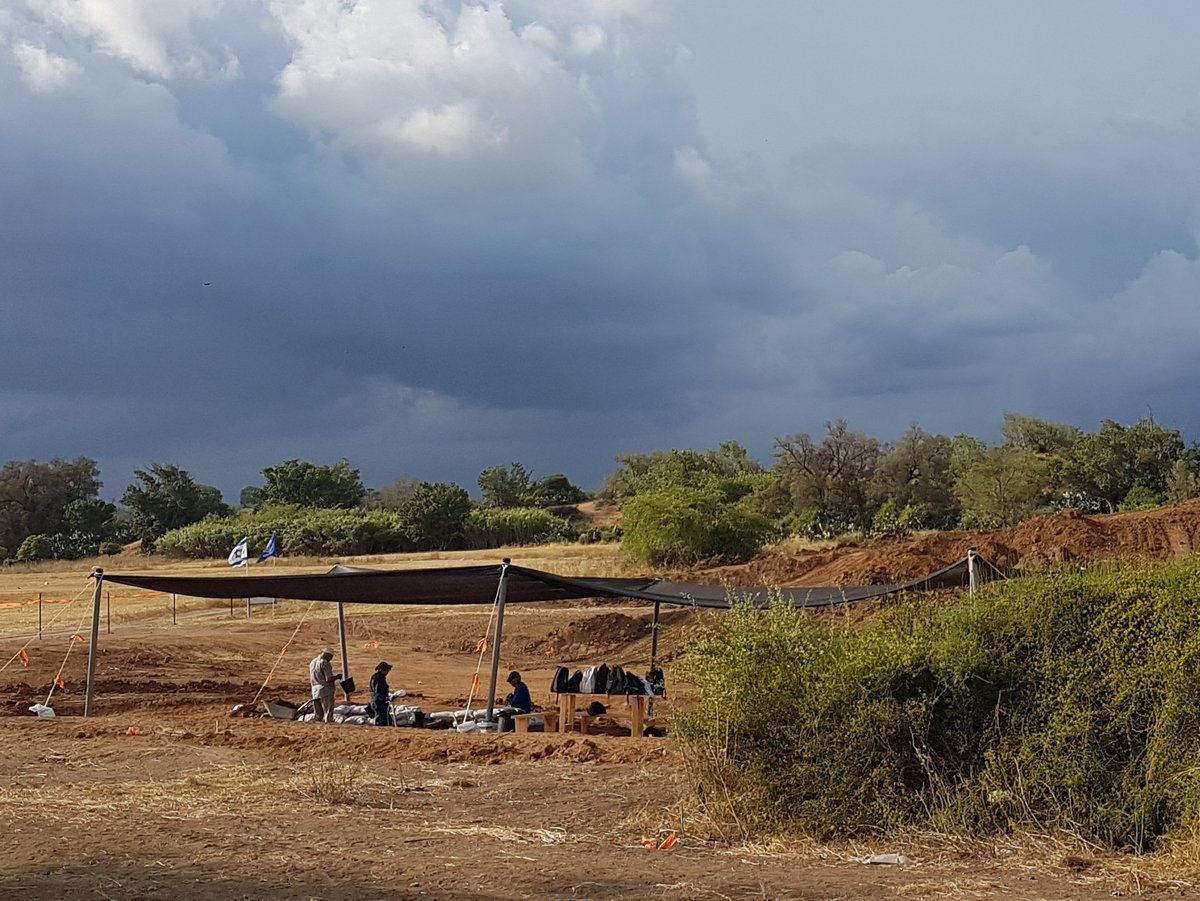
[0,541,1196,899]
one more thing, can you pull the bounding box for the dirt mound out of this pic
[695,500,1200,587]
[532,611,651,658]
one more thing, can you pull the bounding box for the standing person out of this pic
[370,661,393,727]
[309,647,339,723]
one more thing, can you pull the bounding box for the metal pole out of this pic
[172,593,177,625]
[106,591,111,634]
[38,593,42,641]
[84,569,104,717]
[337,602,351,700]
[650,600,661,668]
[967,547,978,595]
[484,560,511,723]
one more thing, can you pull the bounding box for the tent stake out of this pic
[337,602,352,700]
[84,569,104,717]
[484,560,511,723]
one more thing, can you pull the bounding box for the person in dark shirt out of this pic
[370,661,393,726]
[504,670,532,714]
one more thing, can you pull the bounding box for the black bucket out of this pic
[339,676,356,694]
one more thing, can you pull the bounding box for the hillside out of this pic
[696,499,1200,588]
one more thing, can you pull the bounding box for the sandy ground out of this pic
[6,513,1200,899]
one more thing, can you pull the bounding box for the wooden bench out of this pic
[510,711,559,733]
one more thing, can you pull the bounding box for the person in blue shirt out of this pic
[370,661,393,726]
[505,671,532,714]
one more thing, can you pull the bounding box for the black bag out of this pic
[646,666,665,697]
[581,664,609,694]
[566,670,583,693]
[624,670,648,695]
[605,664,627,694]
[550,665,569,694]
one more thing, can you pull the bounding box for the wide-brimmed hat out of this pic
[375,661,392,671]
[321,647,334,656]
[506,670,521,684]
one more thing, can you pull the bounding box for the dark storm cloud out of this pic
[4,1,1200,501]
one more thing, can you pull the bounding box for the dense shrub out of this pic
[99,542,124,556]
[156,506,412,558]
[622,487,773,566]
[16,534,50,562]
[674,563,1200,849]
[463,507,575,549]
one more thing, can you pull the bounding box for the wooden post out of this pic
[106,591,111,634]
[38,593,42,640]
[484,560,511,723]
[84,569,104,717]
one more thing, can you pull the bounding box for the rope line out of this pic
[251,600,319,707]
[0,578,94,676]
[462,567,505,716]
[44,599,94,706]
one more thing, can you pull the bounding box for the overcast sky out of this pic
[4,1,1200,502]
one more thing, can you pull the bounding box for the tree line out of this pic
[3,411,1197,565]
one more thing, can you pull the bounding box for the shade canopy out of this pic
[99,556,978,609]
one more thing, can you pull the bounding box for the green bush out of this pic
[622,487,773,566]
[16,534,50,562]
[674,563,1200,849]
[99,542,124,556]
[463,507,575,549]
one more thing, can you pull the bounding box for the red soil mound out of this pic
[698,500,1200,587]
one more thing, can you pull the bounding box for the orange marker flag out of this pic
[54,676,65,689]
[471,673,481,692]
[265,673,273,685]
[475,637,488,654]
[657,833,678,851]
[70,634,85,643]
[281,643,289,654]
[18,649,29,667]
[363,639,380,649]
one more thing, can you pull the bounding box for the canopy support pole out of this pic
[84,568,104,717]
[484,559,511,723]
[967,547,978,595]
[337,602,352,700]
[650,600,661,668]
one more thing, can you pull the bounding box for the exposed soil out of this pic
[4,503,1200,898]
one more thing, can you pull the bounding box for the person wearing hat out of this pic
[504,671,532,714]
[308,647,340,724]
[369,661,394,727]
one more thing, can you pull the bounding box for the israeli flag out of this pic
[228,537,249,568]
[256,532,278,563]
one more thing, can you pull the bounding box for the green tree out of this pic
[259,459,366,509]
[16,534,51,562]
[122,464,229,551]
[1000,412,1082,454]
[1166,456,1200,503]
[869,424,958,528]
[1059,417,1184,513]
[528,473,588,506]
[622,486,773,566]
[953,444,1051,528]
[0,457,103,554]
[399,482,472,550]
[773,420,881,529]
[477,463,535,508]
[601,441,764,500]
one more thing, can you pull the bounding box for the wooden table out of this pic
[556,693,648,737]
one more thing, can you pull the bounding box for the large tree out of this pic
[1059,417,1184,512]
[122,464,229,550]
[0,457,103,552]
[773,420,881,528]
[952,444,1051,528]
[869,425,958,528]
[259,459,366,509]
[399,482,472,550]
[477,462,536,508]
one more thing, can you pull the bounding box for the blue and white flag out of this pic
[228,537,249,568]
[257,532,278,563]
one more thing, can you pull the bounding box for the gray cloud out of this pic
[4,0,1200,501]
